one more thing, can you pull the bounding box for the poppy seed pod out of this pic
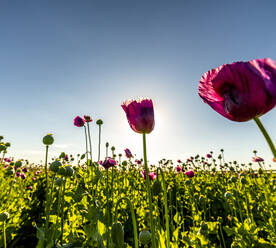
[96,119,103,125]
[43,134,54,145]
[50,160,62,173]
[65,166,74,177]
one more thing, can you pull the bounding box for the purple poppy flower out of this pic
[135,159,142,165]
[122,98,155,134]
[83,115,92,122]
[175,166,182,173]
[124,148,133,158]
[64,154,69,161]
[101,157,117,169]
[206,154,212,158]
[141,170,156,181]
[252,156,264,162]
[199,58,276,122]
[15,172,20,177]
[22,167,27,173]
[20,173,26,179]
[185,170,195,178]
[177,159,182,163]
[74,116,85,127]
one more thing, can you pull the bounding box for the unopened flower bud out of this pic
[139,230,151,245]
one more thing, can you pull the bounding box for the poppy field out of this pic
[1,58,276,248]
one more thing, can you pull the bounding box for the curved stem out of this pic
[156,167,170,248]
[142,133,156,248]
[254,117,276,159]
[115,197,138,248]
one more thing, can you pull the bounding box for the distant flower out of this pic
[100,157,117,169]
[27,186,33,190]
[141,170,156,181]
[252,156,264,162]
[199,58,276,122]
[83,115,92,122]
[206,154,212,158]
[22,167,27,173]
[20,173,26,179]
[35,170,42,176]
[121,98,155,134]
[15,172,20,177]
[175,166,182,173]
[135,159,142,165]
[64,154,69,161]
[185,170,195,178]
[177,159,182,163]
[32,177,36,181]
[74,116,85,127]
[4,158,11,163]
[124,148,133,158]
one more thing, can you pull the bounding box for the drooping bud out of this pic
[152,180,162,196]
[111,222,124,247]
[65,166,74,177]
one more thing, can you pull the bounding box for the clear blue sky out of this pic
[1,0,276,166]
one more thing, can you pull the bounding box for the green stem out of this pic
[156,168,170,248]
[254,117,276,159]
[111,167,114,224]
[3,221,6,248]
[44,145,49,237]
[98,125,101,161]
[60,178,66,245]
[86,122,93,162]
[115,197,138,248]
[106,169,110,247]
[219,223,226,248]
[84,126,89,165]
[45,173,56,235]
[142,133,156,248]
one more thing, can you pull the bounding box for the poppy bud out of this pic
[152,180,162,195]
[0,212,9,222]
[111,222,124,247]
[139,230,151,245]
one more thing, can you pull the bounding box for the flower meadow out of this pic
[1,58,276,248]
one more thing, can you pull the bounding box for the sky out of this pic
[1,0,276,166]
